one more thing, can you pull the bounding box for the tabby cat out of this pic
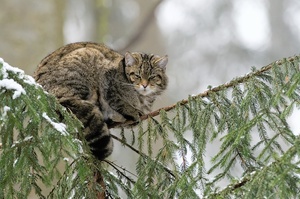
[34,42,168,160]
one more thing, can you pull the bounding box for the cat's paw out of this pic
[110,112,127,123]
[123,111,142,123]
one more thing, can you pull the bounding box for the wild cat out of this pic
[34,42,168,160]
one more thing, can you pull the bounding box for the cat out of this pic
[34,42,168,160]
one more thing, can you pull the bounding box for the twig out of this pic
[206,175,250,198]
[116,0,165,52]
[47,158,79,197]
[111,134,140,155]
[111,134,176,179]
[104,160,136,184]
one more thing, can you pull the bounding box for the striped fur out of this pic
[34,42,168,160]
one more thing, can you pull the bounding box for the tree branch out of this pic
[206,175,251,198]
[108,55,299,128]
[111,134,176,179]
[94,170,107,199]
[104,160,137,184]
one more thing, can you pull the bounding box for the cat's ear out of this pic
[155,55,168,70]
[125,52,137,67]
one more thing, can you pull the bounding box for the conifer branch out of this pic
[109,55,299,128]
[206,174,251,198]
[2,50,300,198]
[142,56,295,118]
[206,135,300,198]
[47,158,79,197]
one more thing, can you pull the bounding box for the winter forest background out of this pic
[1,0,300,198]
[2,0,300,110]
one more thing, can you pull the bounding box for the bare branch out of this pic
[111,134,176,179]
[104,159,137,184]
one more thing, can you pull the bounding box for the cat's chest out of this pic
[138,95,154,113]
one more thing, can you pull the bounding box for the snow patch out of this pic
[73,139,83,154]
[0,57,38,87]
[11,141,19,148]
[10,136,34,148]
[0,79,26,99]
[2,106,11,117]
[23,75,36,85]
[63,157,70,162]
[3,61,24,74]
[13,158,18,167]
[24,136,33,142]
[71,172,77,180]
[0,58,39,99]
[42,112,69,136]
[68,189,75,199]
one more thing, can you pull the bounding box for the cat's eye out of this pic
[150,76,161,84]
[129,73,140,82]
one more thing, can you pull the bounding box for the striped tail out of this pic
[59,98,113,160]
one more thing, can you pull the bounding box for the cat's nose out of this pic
[141,80,148,88]
[142,83,148,88]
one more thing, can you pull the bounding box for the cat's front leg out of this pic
[118,104,144,124]
[106,94,143,123]
[59,97,113,160]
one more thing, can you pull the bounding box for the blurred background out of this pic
[1,0,300,196]
[1,0,300,103]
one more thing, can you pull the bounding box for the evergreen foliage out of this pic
[1,55,300,198]
[0,59,104,198]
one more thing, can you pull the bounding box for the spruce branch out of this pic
[109,55,299,128]
[2,49,300,197]
[47,158,79,197]
[206,135,300,198]
[205,173,252,198]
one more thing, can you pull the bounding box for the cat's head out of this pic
[124,52,168,96]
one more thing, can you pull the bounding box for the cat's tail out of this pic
[59,98,113,160]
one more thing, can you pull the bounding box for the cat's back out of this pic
[34,42,124,99]
[36,42,123,72]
